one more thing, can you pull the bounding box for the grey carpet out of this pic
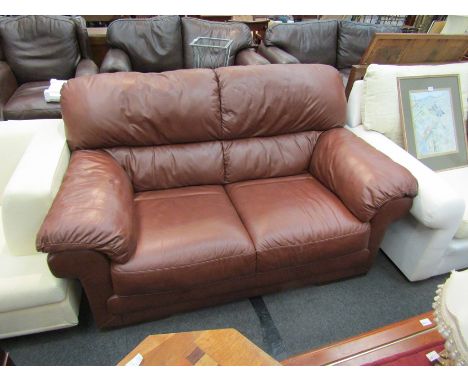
[0,252,447,365]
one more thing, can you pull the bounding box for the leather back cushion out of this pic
[217,64,346,139]
[61,64,346,189]
[0,15,80,84]
[105,142,224,192]
[265,20,338,66]
[107,16,184,72]
[224,131,322,183]
[104,132,323,191]
[61,70,222,150]
[182,17,252,68]
[337,21,401,69]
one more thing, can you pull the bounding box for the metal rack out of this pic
[190,37,233,69]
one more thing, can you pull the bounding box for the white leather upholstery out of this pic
[438,167,468,239]
[347,79,468,281]
[346,79,364,128]
[0,119,80,339]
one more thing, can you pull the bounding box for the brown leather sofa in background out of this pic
[99,15,269,73]
[0,15,98,121]
[258,20,401,85]
[36,64,418,329]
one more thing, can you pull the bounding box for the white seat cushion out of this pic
[0,207,68,312]
[438,167,468,239]
[362,63,468,148]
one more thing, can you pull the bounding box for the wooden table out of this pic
[118,328,281,366]
[87,27,108,67]
[282,311,443,366]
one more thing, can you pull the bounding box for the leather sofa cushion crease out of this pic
[36,64,418,328]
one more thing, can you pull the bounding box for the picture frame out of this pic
[397,74,468,171]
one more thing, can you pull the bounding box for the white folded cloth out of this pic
[44,79,67,103]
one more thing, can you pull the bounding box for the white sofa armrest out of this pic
[348,125,465,230]
[346,80,364,128]
[2,121,70,256]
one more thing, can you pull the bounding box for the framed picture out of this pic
[398,74,467,171]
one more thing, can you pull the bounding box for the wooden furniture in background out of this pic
[345,33,468,97]
[118,328,281,366]
[231,19,270,45]
[192,15,232,22]
[87,27,108,67]
[282,311,442,366]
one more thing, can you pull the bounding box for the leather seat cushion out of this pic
[3,81,61,120]
[226,174,370,272]
[111,185,256,295]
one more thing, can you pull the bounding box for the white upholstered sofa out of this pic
[346,63,468,281]
[0,119,81,339]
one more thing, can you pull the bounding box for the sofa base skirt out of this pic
[101,249,371,329]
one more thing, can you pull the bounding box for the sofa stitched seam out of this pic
[40,241,122,259]
[223,187,258,271]
[112,251,254,274]
[229,175,312,189]
[214,69,227,184]
[135,190,222,202]
[256,225,370,254]
[112,225,369,275]
[109,250,370,299]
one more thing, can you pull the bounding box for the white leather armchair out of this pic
[0,120,81,339]
[346,80,468,281]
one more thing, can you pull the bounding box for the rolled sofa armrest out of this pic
[36,150,136,264]
[348,125,465,229]
[235,48,270,65]
[100,48,132,73]
[2,120,69,256]
[75,58,99,77]
[257,42,300,64]
[0,61,18,120]
[310,128,418,223]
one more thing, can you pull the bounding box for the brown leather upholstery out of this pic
[105,16,184,73]
[257,42,300,64]
[265,20,339,66]
[111,186,256,295]
[100,16,264,73]
[260,20,401,84]
[336,21,401,69]
[36,150,136,264]
[217,64,346,139]
[3,81,61,120]
[310,129,418,222]
[37,64,418,328]
[226,174,370,272]
[0,15,98,120]
[235,48,270,66]
[61,70,221,150]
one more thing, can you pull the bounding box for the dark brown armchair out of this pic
[100,16,269,73]
[0,15,98,120]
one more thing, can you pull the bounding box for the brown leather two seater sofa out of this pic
[0,15,98,120]
[36,64,418,329]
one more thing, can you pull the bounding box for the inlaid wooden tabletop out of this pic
[118,328,281,366]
